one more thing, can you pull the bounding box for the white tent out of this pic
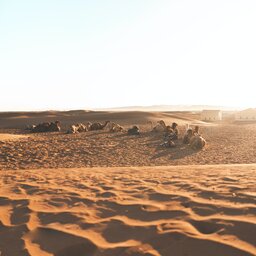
[201,110,222,121]
[235,108,256,121]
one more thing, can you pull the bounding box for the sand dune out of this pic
[0,165,255,256]
[0,110,204,129]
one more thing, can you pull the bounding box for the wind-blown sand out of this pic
[0,165,255,256]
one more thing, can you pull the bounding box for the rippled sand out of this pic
[0,165,255,256]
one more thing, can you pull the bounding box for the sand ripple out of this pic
[0,165,255,255]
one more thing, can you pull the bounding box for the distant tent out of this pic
[235,108,256,121]
[201,110,222,121]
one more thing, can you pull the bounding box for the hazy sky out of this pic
[0,0,255,110]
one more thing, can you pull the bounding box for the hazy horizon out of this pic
[1,0,255,111]
[0,104,245,113]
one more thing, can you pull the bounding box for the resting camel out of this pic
[152,120,167,132]
[30,121,61,133]
[89,121,110,131]
[66,123,88,134]
[76,123,87,132]
[183,128,193,144]
[67,125,79,134]
[85,122,92,130]
[164,125,173,137]
[127,125,140,135]
[171,122,179,140]
[108,122,124,132]
[165,122,179,139]
[190,134,206,150]
[183,126,206,149]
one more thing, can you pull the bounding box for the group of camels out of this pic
[66,121,125,134]
[26,119,205,150]
[152,120,206,150]
[26,120,123,134]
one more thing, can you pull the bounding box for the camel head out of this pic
[187,128,193,135]
[194,125,199,133]
[171,122,178,129]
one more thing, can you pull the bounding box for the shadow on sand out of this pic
[152,140,200,160]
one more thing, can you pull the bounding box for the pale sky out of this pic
[0,0,255,111]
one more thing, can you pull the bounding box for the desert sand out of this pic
[0,133,29,141]
[0,165,255,256]
[0,110,255,256]
[1,120,256,170]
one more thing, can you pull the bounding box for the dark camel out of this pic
[127,126,140,135]
[30,121,61,133]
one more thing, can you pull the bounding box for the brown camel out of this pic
[67,125,78,134]
[108,122,124,132]
[67,123,88,134]
[183,125,206,149]
[127,125,140,135]
[76,123,87,132]
[85,122,92,130]
[30,121,61,133]
[171,122,179,140]
[89,121,110,131]
[190,134,206,150]
[183,128,193,144]
[152,120,167,132]
[164,125,173,137]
